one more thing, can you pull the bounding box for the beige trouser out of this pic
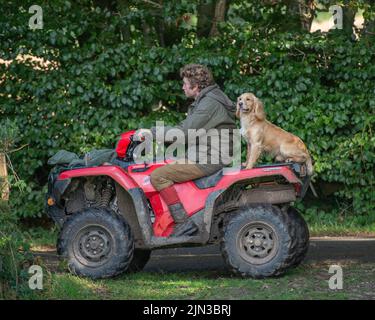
[150,159,207,191]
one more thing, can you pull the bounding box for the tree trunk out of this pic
[94,0,117,11]
[342,3,356,37]
[117,0,132,42]
[299,0,315,32]
[363,19,375,35]
[142,19,153,46]
[361,0,375,36]
[275,0,299,31]
[209,0,229,37]
[0,153,9,201]
[285,0,316,32]
[197,0,216,38]
[263,0,315,32]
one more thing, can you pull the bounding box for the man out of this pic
[143,64,236,237]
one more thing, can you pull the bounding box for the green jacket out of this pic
[155,84,237,175]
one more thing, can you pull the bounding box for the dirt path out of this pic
[34,237,375,273]
[145,237,375,272]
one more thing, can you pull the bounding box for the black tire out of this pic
[57,207,134,279]
[220,205,297,278]
[286,206,309,268]
[128,249,151,273]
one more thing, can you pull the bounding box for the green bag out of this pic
[48,149,116,167]
[83,149,117,166]
[47,150,79,166]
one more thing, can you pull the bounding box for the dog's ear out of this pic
[235,101,240,119]
[254,97,265,121]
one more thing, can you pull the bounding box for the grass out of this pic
[30,261,374,300]
[307,212,375,237]
[309,224,375,237]
[295,195,375,237]
[308,215,375,237]
[23,226,59,249]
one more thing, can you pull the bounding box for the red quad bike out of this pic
[46,130,310,279]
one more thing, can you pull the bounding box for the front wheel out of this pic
[57,207,134,279]
[221,205,295,278]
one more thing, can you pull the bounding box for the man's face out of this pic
[182,77,199,99]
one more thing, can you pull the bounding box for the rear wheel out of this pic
[221,205,296,278]
[57,207,134,279]
[287,206,309,268]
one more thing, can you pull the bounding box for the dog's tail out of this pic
[306,155,314,176]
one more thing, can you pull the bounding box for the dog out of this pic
[237,92,313,175]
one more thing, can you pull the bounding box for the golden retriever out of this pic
[237,93,313,175]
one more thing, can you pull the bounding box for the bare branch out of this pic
[141,0,162,8]
[8,144,29,154]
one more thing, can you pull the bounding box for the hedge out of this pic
[0,1,374,219]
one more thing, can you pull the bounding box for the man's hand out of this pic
[136,128,150,136]
[134,128,152,141]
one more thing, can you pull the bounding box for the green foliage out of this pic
[294,198,375,236]
[0,120,36,299]
[0,201,36,299]
[0,119,20,152]
[0,1,374,219]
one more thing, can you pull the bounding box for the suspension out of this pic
[95,181,113,208]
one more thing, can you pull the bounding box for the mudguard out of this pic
[46,165,139,227]
[57,165,138,189]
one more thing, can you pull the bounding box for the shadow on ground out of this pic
[34,238,375,273]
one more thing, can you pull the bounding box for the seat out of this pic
[192,162,298,189]
[193,169,224,189]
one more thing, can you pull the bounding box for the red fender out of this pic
[57,165,138,190]
[214,166,301,190]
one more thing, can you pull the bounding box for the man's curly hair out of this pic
[180,64,215,91]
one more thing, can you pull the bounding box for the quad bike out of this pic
[46,130,310,279]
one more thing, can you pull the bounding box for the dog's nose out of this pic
[239,101,243,107]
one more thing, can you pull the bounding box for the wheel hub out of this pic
[237,222,279,265]
[73,226,113,267]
